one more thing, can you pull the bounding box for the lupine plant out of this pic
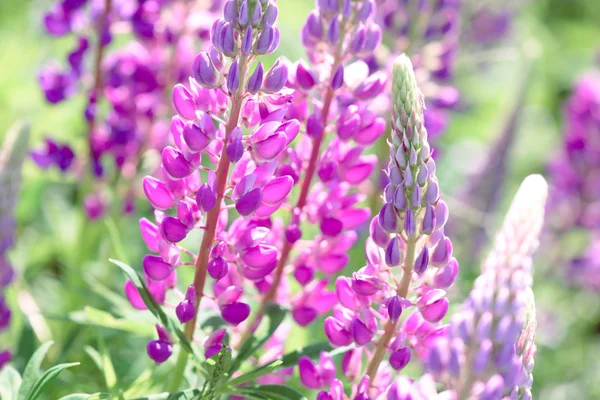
[0,123,29,369]
[35,0,217,218]
[547,71,600,290]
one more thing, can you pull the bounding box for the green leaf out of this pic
[0,365,22,400]
[110,259,200,364]
[278,342,332,369]
[84,339,117,392]
[26,362,80,400]
[232,385,307,400]
[17,341,54,400]
[226,360,283,388]
[229,304,287,375]
[130,388,203,400]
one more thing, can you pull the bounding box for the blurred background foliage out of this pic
[1,0,600,398]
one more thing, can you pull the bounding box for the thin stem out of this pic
[168,56,249,392]
[365,236,417,383]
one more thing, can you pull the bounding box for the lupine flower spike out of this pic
[0,122,29,369]
[312,54,458,398]
[426,174,547,399]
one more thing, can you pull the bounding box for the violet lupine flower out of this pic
[129,0,297,367]
[425,175,547,399]
[312,54,458,397]
[0,123,29,369]
[38,0,219,217]
[30,137,75,172]
[548,72,600,231]
[376,0,461,141]
[238,0,386,340]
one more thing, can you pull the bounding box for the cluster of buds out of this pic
[0,123,29,369]
[426,175,546,399]
[304,55,458,398]
[36,0,218,218]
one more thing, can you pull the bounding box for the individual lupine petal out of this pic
[226,136,244,163]
[147,340,172,364]
[247,62,264,94]
[183,121,211,153]
[336,277,362,310]
[298,356,322,389]
[143,176,175,210]
[160,216,188,243]
[251,1,262,26]
[223,0,238,22]
[435,200,449,230]
[387,296,403,322]
[139,218,160,252]
[294,265,314,285]
[354,72,387,100]
[378,202,397,233]
[414,245,430,276]
[143,255,173,281]
[220,22,236,56]
[328,18,339,44]
[324,317,352,346]
[255,24,274,54]
[239,226,269,248]
[221,302,251,325]
[389,347,411,371]
[262,176,293,205]
[241,26,253,55]
[431,237,453,267]
[351,274,385,296]
[422,205,436,235]
[321,217,343,237]
[404,208,416,236]
[369,216,389,248]
[263,59,288,93]
[305,11,323,39]
[357,0,374,21]
[238,0,249,26]
[204,328,226,358]
[286,224,301,243]
[331,65,344,90]
[242,244,278,268]
[385,236,403,267]
[351,318,374,346]
[227,60,240,95]
[363,25,382,52]
[418,289,449,323]
[431,257,459,288]
[292,306,318,326]
[193,52,219,89]
[172,84,197,120]
[296,61,317,90]
[124,280,147,310]
[208,257,228,280]
[236,188,263,217]
[176,299,195,323]
[254,133,287,162]
[306,111,324,138]
[162,146,194,179]
[196,183,217,212]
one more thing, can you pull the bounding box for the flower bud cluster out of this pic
[308,55,458,397]
[425,175,547,399]
[0,123,29,369]
[37,0,218,218]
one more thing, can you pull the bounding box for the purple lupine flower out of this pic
[425,175,547,398]
[234,0,386,344]
[0,123,29,369]
[307,55,458,396]
[37,0,219,218]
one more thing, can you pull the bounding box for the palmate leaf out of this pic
[228,303,287,376]
[109,259,202,367]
